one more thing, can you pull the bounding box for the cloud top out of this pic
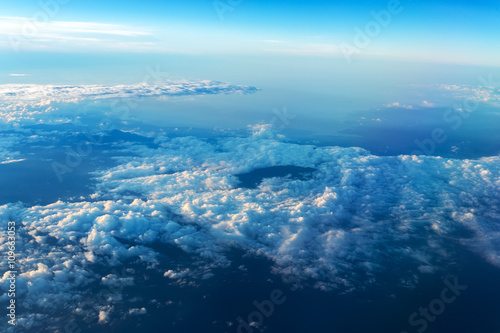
[0,127,499,331]
[0,81,259,103]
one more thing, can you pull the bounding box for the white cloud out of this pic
[0,81,258,103]
[0,88,498,330]
[0,134,23,163]
[128,308,147,316]
[0,81,259,128]
[0,17,152,51]
[385,102,414,109]
[384,100,435,109]
[438,84,500,106]
[0,158,25,164]
[1,125,498,332]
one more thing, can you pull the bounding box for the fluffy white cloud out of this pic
[90,125,500,289]
[0,81,258,103]
[0,121,499,331]
[1,123,499,331]
[438,83,500,107]
[0,81,259,133]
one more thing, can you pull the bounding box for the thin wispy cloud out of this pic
[0,16,154,51]
[263,42,341,56]
[0,16,151,37]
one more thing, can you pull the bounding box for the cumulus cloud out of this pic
[0,81,259,103]
[90,129,500,291]
[1,123,499,331]
[384,100,435,109]
[128,308,147,316]
[0,80,499,333]
[438,83,500,106]
[382,83,500,111]
[0,81,259,129]
[384,102,415,109]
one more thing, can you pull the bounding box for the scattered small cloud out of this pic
[0,158,25,164]
[385,102,414,109]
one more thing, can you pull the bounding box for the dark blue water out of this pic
[23,240,500,333]
[0,127,157,206]
[236,166,316,189]
[282,106,500,159]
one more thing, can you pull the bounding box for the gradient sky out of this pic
[1,0,499,66]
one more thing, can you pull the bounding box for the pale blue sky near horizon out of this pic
[1,0,499,139]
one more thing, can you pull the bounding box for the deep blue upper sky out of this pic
[1,0,499,66]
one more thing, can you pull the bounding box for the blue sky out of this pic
[1,0,499,66]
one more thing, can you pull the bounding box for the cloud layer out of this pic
[0,124,499,331]
[0,81,259,130]
[0,81,259,103]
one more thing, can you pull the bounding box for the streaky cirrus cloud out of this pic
[0,16,150,37]
[0,16,154,52]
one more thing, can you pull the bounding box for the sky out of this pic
[1,0,499,146]
[1,2,500,332]
[1,0,500,66]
